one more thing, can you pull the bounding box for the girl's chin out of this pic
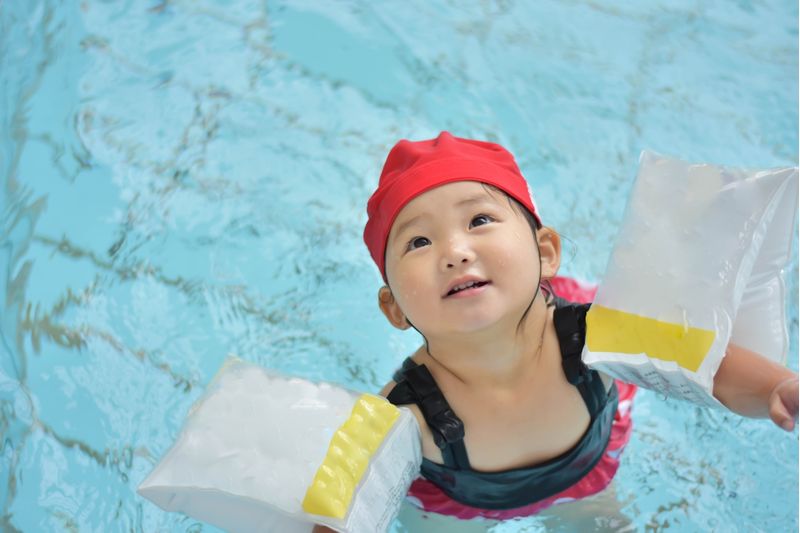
[419,303,534,336]
[430,318,515,337]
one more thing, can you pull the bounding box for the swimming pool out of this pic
[1,1,797,531]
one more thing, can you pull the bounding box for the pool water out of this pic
[1,1,797,531]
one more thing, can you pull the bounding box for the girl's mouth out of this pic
[445,280,490,297]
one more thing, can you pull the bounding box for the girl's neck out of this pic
[421,296,553,389]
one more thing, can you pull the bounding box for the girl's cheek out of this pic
[402,288,420,301]
[398,273,425,294]
[492,248,513,267]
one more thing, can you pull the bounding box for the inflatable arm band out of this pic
[138,358,422,533]
[583,151,798,406]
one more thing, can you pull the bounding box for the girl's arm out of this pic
[713,343,799,431]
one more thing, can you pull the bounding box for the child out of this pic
[319,132,798,529]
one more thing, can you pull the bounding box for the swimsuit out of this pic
[386,292,637,519]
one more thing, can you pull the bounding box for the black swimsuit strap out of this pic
[552,299,608,421]
[387,363,470,469]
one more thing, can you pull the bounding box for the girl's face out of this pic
[382,181,557,337]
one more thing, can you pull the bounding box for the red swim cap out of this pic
[363,131,540,279]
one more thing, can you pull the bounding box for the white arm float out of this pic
[583,151,798,406]
[138,358,422,533]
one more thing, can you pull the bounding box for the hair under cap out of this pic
[363,131,540,279]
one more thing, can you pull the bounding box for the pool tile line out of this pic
[33,234,198,293]
[37,420,138,480]
[10,260,200,392]
[33,230,327,330]
[20,308,199,393]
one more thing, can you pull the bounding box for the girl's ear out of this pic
[536,227,561,279]
[378,286,411,330]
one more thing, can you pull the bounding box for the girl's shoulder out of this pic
[379,378,443,463]
[378,380,398,398]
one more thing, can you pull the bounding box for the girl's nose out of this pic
[440,240,475,270]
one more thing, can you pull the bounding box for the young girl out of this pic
[320,132,798,529]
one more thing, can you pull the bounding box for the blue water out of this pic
[1,1,797,531]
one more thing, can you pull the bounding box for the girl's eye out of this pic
[407,236,431,251]
[470,214,494,228]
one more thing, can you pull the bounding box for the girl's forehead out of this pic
[406,180,502,209]
[390,181,505,233]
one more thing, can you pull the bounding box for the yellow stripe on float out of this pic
[302,394,400,519]
[586,304,715,372]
